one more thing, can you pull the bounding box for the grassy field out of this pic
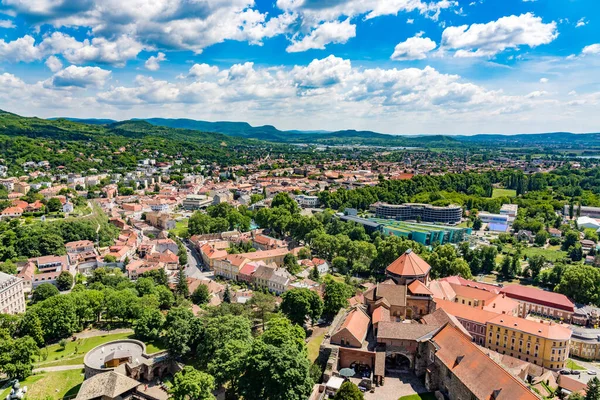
[398,394,437,400]
[492,188,517,198]
[522,246,567,262]
[170,219,189,237]
[36,332,165,368]
[567,359,586,370]
[307,333,325,363]
[0,369,84,399]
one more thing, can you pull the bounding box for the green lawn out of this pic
[567,359,586,370]
[307,333,325,363]
[399,393,437,400]
[36,332,165,368]
[0,369,84,399]
[492,188,517,198]
[170,219,189,237]
[522,246,567,262]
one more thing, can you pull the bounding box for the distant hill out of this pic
[43,114,600,149]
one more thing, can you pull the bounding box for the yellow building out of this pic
[485,314,572,370]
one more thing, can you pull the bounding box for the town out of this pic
[2,137,600,400]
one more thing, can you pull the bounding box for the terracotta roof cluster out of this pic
[386,249,431,278]
[75,371,140,400]
[332,307,371,345]
[434,298,498,325]
[364,281,407,307]
[432,325,539,400]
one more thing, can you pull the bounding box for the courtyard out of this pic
[363,372,428,400]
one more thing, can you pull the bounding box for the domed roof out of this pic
[386,249,431,277]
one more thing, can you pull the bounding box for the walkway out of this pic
[364,372,428,400]
[33,364,84,373]
[74,328,133,339]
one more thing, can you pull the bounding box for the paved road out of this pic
[567,358,600,384]
[183,240,215,280]
[33,364,84,373]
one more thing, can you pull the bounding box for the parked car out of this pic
[560,370,571,375]
[571,370,581,376]
[588,370,597,375]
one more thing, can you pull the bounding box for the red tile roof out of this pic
[334,307,370,344]
[500,285,575,312]
[432,325,539,400]
[434,298,498,325]
[440,276,501,294]
[408,279,433,296]
[386,249,430,277]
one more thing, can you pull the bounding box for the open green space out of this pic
[399,393,437,400]
[492,188,517,198]
[36,332,165,368]
[307,333,325,363]
[522,246,567,262]
[170,218,189,237]
[566,359,586,370]
[0,369,84,400]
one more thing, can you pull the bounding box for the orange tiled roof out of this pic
[434,298,498,325]
[488,313,572,341]
[335,307,370,345]
[432,325,539,400]
[386,249,430,277]
[408,279,433,296]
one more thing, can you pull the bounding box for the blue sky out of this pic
[0,0,599,134]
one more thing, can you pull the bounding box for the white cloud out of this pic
[441,13,558,58]
[45,55,63,72]
[0,19,15,28]
[576,18,587,28]
[145,52,166,71]
[48,65,111,88]
[407,18,414,24]
[0,35,41,62]
[391,36,437,60]
[526,90,547,98]
[187,63,220,79]
[286,19,356,53]
[276,0,457,23]
[582,44,600,55]
[1,0,294,54]
[539,77,548,84]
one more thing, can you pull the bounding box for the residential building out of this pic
[434,298,497,346]
[182,194,212,210]
[0,272,25,314]
[500,203,519,219]
[295,194,319,208]
[500,284,575,322]
[485,313,572,369]
[330,306,370,348]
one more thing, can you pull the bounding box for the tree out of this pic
[141,268,169,287]
[170,366,216,400]
[271,192,299,214]
[284,253,300,274]
[0,334,38,379]
[534,230,549,246]
[135,277,156,297]
[175,267,189,298]
[46,197,62,213]
[56,271,74,291]
[528,255,546,279]
[334,381,364,400]
[309,266,320,281]
[472,217,482,231]
[238,318,312,400]
[499,255,512,280]
[196,315,253,367]
[563,230,579,251]
[32,283,59,303]
[223,286,231,303]
[281,288,323,327]
[555,265,600,305]
[249,292,276,331]
[18,312,44,346]
[332,256,349,274]
[133,308,164,341]
[207,339,250,397]
[164,307,196,358]
[323,280,352,317]
[586,377,600,400]
[155,285,175,309]
[191,284,210,305]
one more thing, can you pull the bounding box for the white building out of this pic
[295,194,319,208]
[0,272,25,315]
[500,204,518,220]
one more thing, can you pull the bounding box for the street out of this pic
[183,239,215,280]
[566,358,600,384]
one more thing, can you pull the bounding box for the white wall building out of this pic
[0,272,25,315]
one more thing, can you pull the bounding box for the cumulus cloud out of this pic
[1,0,294,54]
[286,19,356,53]
[0,35,40,62]
[276,0,457,23]
[45,55,63,72]
[187,63,220,79]
[539,77,548,84]
[583,44,600,55]
[145,52,166,71]
[441,13,558,57]
[576,18,587,28]
[391,36,437,60]
[48,65,111,88]
[0,19,15,28]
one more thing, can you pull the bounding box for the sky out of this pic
[0,0,599,135]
